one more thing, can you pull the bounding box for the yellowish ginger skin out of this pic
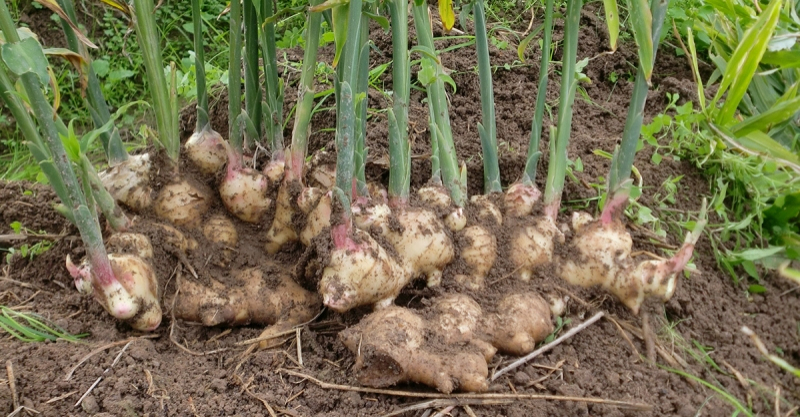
[486,293,554,356]
[471,194,503,226]
[300,191,331,246]
[100,153,153,212]
[66,252,162,331]
[203,215,238,264]
[354,204,454,287]
[318,228,407,312]
[340,306,490,394]
[107,233,154,259]
[219,169,272,223]
[264,181,298,253]
[154,179,211,228]
[430,294,497,360]
[173,267,320,327]
[203,215,238,247]
[185,129,228,175]
[455,225,497,290]
[511,216,563,281]
[340,292,555,393]
[558,207,699,314]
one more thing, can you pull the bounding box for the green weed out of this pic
[0,306,88,343]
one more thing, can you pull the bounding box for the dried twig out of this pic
[65,335,158,380]
[75,341,133,407]
[604,315,640,357]
[235,308,325,347]
[0,232,64,242]
[492,311,605,381]
[280,368,652,411]
[242,385,278,417]
[383,399,515,416]
[463,404,478,417]
[44,390,77,404]
[721,360,750,390]
[7,406,39,416]
[296,328,304,367]
[432,405,455,417]
[526,359,565,387]
[6,360,18,410]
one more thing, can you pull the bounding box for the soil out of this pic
[2,4,800,417]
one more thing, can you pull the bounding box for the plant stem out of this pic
[243,0,262,142]
[131,0,178,163]
[287,0,323,181]
[228,0,243,152]
[387,0,410,204]
[191,0,208,130]
[333,0,363,219]
[543,0,582,217]
[353,9,370,197]
[412,1,464,206]
[80,155,130,231]
[56,0,128,165]
[522,0,554,185]
[0,62,42,151]
[15,74,115,288]
[261,0,283,155]
[473,0,501,193]
[607,0,668,196]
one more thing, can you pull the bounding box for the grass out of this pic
[0,0,231,181]
[0,306,88,342]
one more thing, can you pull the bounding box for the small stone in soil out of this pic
[513,371,530,385]
[81,395,100,414]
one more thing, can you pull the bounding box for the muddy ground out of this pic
[2,3,799,417]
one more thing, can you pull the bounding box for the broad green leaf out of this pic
[363,11,389,30]
[761,49,800,68]
[0,27,37,45]
[1,37,50,86]
[627,0,653,81]
[439,72,456,93]
[736,129,800,165]
[602,0,619,51]
[731,96,800,136]
[712,0,783,125]
[517,23,543,62]
[33,0,97,48]
[60,120,81,162]
[418,58,437,86]
[732,246,784,261]
[92,59,110,77]
[330,4,349,67]
[767,32,796,51]
[108,69,135,82]
[439,0,456,32]
[410,45,439,61]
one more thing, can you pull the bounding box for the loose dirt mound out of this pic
[2,6,799,416]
